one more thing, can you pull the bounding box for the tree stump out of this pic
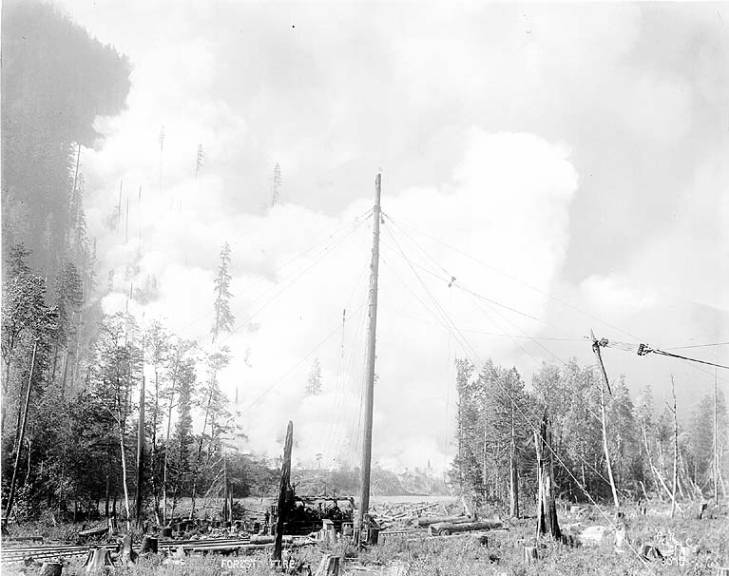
[140,535,158,554]
[314,555,342,576]
[614,522,629,553]
[38,562,63,576]
[83,547,113,574]
[120,534,138,564]
[523,546,538,564]
[534,413,561,539]
[640,544,663,561]
[106,516,118,537]
[697,501,709,520]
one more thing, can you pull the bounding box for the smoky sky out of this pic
[49,0,729,468]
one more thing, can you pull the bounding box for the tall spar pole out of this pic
[591,331,620,509]
[357,173,382,541]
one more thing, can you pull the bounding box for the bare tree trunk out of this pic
[189,370,216,520]
[599,382,620,508]
[671,375,678,519]
[24,437,33,485]
[118,421,132,531]
[641,426,665,498]
[135,374,146,527]
[509,414,519,518]
[105,468,110,518]
[150,369,160,523]
[273,421,293,561]
[4,339,38,528]
[714,369,719,502]
[534,412,560,539]
[161,373,176,525]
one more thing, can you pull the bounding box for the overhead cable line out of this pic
[635,344,729,371]
[171,207,373,341]
[664,341,729,350]
[210,210,371,350]
[237,301,367,415]
[383,212,645,343]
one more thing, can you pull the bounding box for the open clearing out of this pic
[2,499,727,576]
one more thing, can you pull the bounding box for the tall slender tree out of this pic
[212,243,234,344]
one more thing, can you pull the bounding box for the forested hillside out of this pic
[0,1,274,524]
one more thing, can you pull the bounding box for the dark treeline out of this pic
[0,0,279,525]
[450,357,728,513]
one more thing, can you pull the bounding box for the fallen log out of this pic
[77,526,108,540]
[428,520,502,536]
[183,539,315,555]
[414,515,471,528]
[2,536,44,543]
[576,525,608,547]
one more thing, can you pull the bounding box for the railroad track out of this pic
[0,535,313,564]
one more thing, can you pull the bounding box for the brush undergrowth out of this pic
[2,506,727,575]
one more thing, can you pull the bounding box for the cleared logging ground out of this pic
[2,501,727,575]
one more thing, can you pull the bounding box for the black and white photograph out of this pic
[1,1,728,574]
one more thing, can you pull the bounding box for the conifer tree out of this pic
[212,243,234,343]
[306,358,322,396]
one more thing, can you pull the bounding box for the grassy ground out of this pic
[2,503,727,575]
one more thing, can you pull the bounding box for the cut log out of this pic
[428,520,502,536]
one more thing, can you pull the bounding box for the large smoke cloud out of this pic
[64,0,727,467]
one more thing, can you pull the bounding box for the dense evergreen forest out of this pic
[450,357,728,513]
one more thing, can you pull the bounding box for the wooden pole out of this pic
[135,373,146,526]
[591,331,620,509]
[3,338,38,528]
[357,173,382,541]
[273,421,293,562]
